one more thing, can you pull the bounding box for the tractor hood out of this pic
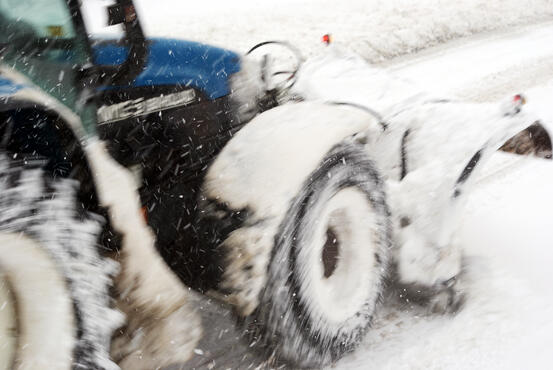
[0,75,26,98]
[93,38,242,99]
[0,72,33,112]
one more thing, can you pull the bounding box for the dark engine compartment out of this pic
[98,84,245,292]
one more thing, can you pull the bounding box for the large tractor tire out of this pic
[241,142,392,367]
[0,154,122,370]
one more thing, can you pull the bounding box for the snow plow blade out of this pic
[500,122,552,159]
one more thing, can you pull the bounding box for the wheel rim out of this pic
[0,233,75,370]
[322,227,340,279]
[299,187,380,325]
[0,271,16,370]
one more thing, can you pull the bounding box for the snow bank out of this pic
[125,0,553,62]
[526,81,553,131]
[333,152,553,369]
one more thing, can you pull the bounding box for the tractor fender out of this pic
[0,66,88,139]
[86,140,202,369]
[0,68,117,246]
[201,101,381,315]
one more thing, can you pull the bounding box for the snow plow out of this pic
[1,1,551,369]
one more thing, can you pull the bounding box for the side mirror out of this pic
[100,1,147,86]
[107,3,137,26]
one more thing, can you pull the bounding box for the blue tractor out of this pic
[2,1,550,369]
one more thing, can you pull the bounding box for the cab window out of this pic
[0,0,77,45]
[0,0,97,134]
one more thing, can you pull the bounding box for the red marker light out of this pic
[514,94,526,105]
[322,34,331,45]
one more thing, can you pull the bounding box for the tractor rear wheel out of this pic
[0,153,122,370]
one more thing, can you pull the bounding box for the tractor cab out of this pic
[0,0,149,178]
[0,0,149,133]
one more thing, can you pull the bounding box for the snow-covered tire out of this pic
[0,154,122,370]
[244,141,392,368]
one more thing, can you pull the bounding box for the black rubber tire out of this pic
[0,153,121,370]
[243,140,392,368]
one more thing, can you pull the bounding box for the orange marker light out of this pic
[140,206,148,223]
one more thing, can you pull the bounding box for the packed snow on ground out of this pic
[85,0,553,63]
[387,24,553,102]
[333,150,553,370]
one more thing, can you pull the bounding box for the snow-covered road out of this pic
[332,22,553,370]
[388,21,553,101]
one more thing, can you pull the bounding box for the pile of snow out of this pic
[526,81,553,131]
[333,152,553,370]
[125,0,553,62]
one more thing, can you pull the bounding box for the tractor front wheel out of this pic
[244,141,392,368]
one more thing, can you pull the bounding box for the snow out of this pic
[84,0,553,63]
[388,23,553,102]
[335,152,553,370]
[205,102,376,217]
[526,82,553,132]
[137,0,553,63]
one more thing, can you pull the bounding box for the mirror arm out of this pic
[104,0,147,86]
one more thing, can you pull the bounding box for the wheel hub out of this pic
[322,227,340,278]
